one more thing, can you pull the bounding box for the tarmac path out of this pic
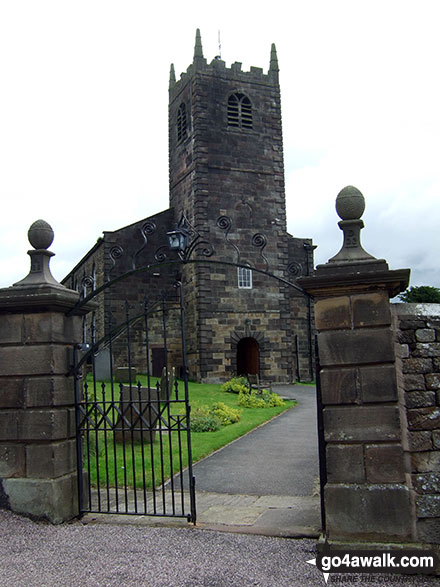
[188,384,322,536]
[193,384,319,496]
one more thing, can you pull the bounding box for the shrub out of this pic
[210,402,241,425]
[267,393,285,407]
[190,403,242,431]
[190,406,222,432]
[238,390,267,408]
[221,376,249,394]
[238,389,285,409]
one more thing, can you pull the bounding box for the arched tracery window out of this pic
[227,93,253,129]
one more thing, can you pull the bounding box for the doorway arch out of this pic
[236,337,260,376]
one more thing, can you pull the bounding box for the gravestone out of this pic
[160,366,176,400]
[115,385,160,444]
[115,366,137,383]
[94,348,111,381]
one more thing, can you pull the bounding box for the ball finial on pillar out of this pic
[28,219,54,250]
[328,186,376,264]
[13,220,60,287]
[335,186,365,220]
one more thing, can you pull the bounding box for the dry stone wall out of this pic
[393,303,440,544]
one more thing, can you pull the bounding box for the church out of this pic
[62,30,315,384]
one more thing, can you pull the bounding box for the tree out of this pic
[398,285,440,303]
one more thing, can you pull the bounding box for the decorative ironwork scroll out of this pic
[107,245,124,281]
[132,221,157,269]
[216,215,240,263]
[287,261,303,278]
[251,233,269,271]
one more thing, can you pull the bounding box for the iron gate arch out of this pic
[68,214,324,527]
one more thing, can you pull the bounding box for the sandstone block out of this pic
[360,364,397,402]
[320,368,357,404]
[24,376,73,408]
[324,406,401,442]
[352,292,391,328]
[0,314,23,344]
[2,473,79,524]
[26,439,76,478]
[22,313,83,344]
[0,345,67,377]
[315,297,350,331]
[365,444,405,483]
[325,483,412,540]
[18,409,72,441]
[0,444,25,477]
[0,379,25,409]
[0,412,19,441]
[326,444,365,482]
[318,329,394,367]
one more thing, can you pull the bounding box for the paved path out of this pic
[190,384,322,537]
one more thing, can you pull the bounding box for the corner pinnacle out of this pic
[169,63,176,89]
[270,43,279,72]
[194,28,204,59]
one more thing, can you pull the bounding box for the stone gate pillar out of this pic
[299,186,411,542]
[0,220,91,523]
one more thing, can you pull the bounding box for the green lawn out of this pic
[81,376,295,490]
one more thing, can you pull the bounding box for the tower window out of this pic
[177,103,187,143]
[228,93,253,129]
[238,267,252,289]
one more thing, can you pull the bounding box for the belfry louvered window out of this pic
[177,103,187,143]
[227,93,253,129]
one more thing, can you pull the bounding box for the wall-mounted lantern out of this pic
[167,225,190,253]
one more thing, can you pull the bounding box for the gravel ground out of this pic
[1,510,438,587]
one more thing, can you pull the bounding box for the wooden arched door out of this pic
[236,337,260,376]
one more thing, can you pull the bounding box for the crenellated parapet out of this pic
[169,29,279,100]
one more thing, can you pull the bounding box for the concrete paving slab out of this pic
[200,505,265,525]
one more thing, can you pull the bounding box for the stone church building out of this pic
[62,30,315,384]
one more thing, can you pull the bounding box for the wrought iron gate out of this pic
[72,282,196,523]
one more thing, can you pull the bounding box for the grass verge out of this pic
[82,376,296,489]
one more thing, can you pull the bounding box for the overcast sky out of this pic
[0,1,439,290]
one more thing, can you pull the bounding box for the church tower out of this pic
[169,29,285,237]
[168,30,312,383]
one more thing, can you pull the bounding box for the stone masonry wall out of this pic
[393,303,440,544]
[314,290,412,542]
